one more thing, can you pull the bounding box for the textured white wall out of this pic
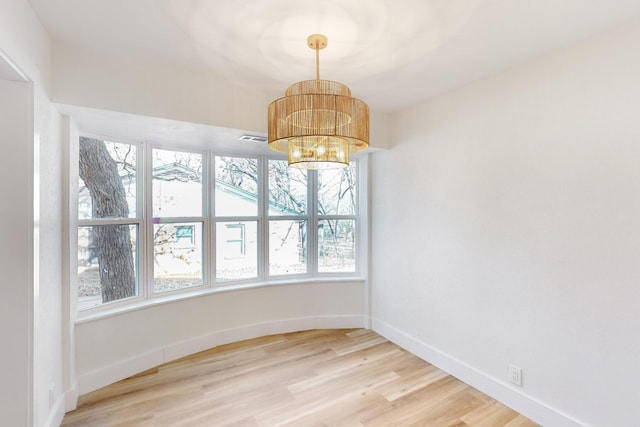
[33,87,64,427]
[1,1,64,426]
[371,19,640,427]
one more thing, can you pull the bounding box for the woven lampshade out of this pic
[268,35,369,169]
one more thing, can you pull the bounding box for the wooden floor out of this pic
[62,329,539,427]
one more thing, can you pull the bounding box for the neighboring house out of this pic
[78,161,307,307]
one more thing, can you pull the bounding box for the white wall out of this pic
[371,18,640,427]
[75,280,365,394]
[0,0,50,90]
[33,88,64,427]
[51,43,390,151]
[60,115,79,413]
[52,43,269,134]
[0,76,33,427]
[0,1,64,426]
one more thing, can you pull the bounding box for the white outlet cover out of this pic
[508,364,523,387]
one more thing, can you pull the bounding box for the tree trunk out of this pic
[79,137,136,302]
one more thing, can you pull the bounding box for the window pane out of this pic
[318,163,357,216]
[79,138,137,220]
[77,224,138,309]
[154,222,203,292]
[269,220,307,275]
[216,221,258,282]
[215,156,258,216]
[269,160,307,216]
[318,220,356,273]
[153,149,202,217]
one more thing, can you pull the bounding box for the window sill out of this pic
[75,276,366,325]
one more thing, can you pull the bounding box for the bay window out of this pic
[77,137,364,312]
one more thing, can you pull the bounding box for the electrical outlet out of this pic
[508,364,522,387]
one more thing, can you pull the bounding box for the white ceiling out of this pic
[27,0,640,113]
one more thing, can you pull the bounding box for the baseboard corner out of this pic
[371,318,586,427]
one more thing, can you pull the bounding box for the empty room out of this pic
[1,1,639,426]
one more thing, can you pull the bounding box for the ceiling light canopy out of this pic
[268,34,369,169]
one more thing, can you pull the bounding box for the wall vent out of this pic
[239,134,268,143]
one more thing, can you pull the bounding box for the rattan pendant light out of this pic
[268,34,370,169]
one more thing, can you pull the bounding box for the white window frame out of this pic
[211,154,262,285]
[147,144,209,297]
[76,137,367,316]
[315,170,360,277]
[76,137,145,311]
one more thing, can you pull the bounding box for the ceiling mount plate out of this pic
[307,34,327,50]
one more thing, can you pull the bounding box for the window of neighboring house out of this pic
[224,223,246,256]
[77,138,363,312]
[77,138,140,310]
[175,225,195,245]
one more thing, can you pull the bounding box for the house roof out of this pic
[80,161,301,216]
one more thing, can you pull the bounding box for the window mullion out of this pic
[259,155,268,281]
[203,150,211,288]
[137,141,146,301]
[308,170,318,276]
[210,152,217,287]
[144,142,154,300]
[358,156,368,278]
[78,218,143,226]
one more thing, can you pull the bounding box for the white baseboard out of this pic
[43,393,66,427]
[64,380,78,412]
[77,315,363,396]
[372,318,587,427]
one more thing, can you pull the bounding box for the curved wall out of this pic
[76,280,365,395]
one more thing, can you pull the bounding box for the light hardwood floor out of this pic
[62,329,539,427]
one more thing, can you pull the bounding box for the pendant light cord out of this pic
[315,42,320,81]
